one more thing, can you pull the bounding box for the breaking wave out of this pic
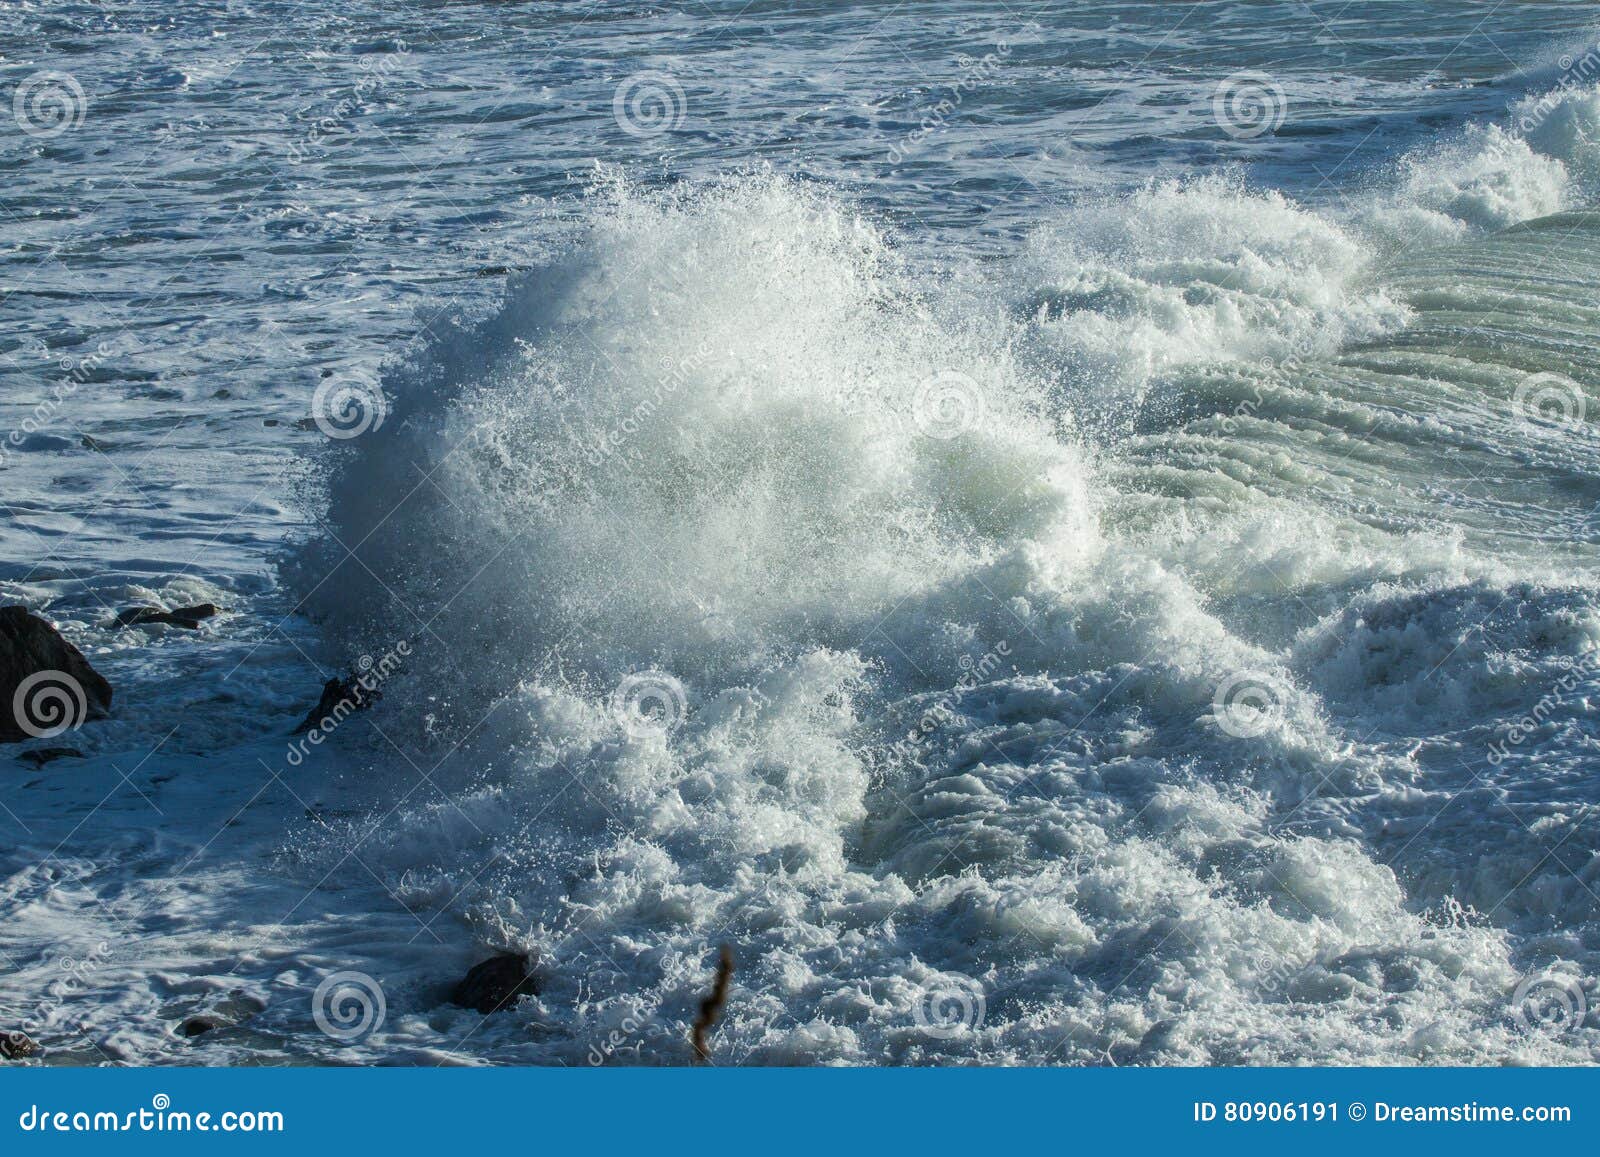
[287,80,1600,1065]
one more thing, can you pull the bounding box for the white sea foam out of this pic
[1018,175,1410,408]
[12,14,1600,1065]
[283,168,1600,1065]
[1360,82,1600,244]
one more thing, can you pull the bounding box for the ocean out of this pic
[4,0,1600,1065]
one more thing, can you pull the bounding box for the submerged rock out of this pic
[1,1031,37,1060]
[112,603,220,630]
[16,747,83,769]
[180,1015,223,1038]
[292,674,380,735]
[449,954,539,1014]
[0,606,113,744]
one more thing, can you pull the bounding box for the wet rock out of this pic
[16,747,83,769]
[1,606,113,744]
[1,1031,37,1059]
[292,673,381,735]
[112,603,220,630]
[13,432,75,452]
[449,953,539,1014]
[180,1015,223,1038]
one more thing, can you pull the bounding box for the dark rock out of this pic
[263,418,281,427]
[449,953,538,1014]
[293,417,319,431]
[293,673,379,735]
[14,432,75,452]
[212,388,233,399]
[16,747,83,769]
[0,606,113,744]
[180,1015,223,1038]
[79,435,108,452]
[1,1031,37,1059]
[112,603,219,630]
